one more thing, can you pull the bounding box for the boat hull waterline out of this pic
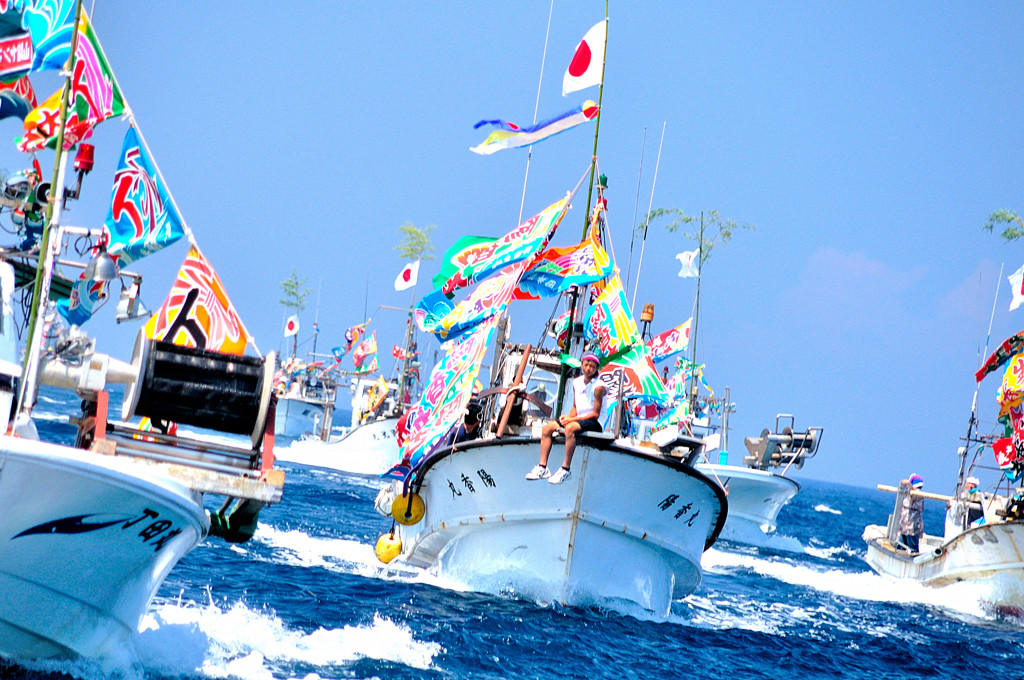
[696,463,800,539]
[0,436,208,660]
[393,436,727,616]
[280,416,399,477]
[863,521,1024,605]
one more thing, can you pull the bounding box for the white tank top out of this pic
[572,375,597,416]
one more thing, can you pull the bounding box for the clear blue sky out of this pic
[3,2,1023,490]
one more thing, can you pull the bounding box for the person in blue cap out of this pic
[526,352,606,485]
[899,474,925,552]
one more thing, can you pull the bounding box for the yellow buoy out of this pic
[375,532,402,563]
[391,491,425,525]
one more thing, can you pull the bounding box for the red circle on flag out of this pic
[402,268,412,282]
[286,319,296,332]
[568,41,592,77]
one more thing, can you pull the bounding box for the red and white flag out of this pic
[562,20,607,96]
[1010,264,1024,311]
[284,315,299,337]
[395,260,420,291]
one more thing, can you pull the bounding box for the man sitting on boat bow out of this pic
[526,353,606,485]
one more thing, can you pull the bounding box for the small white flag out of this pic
[395,260,420,291]
[676,249,699,278]
[1010,264,1024,311]
[562,20,607,96]
[284,315,299,337]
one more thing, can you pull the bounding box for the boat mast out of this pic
[15,0,84,419]
[554,5,608,419]
[958,264,1004,488]
[396,271,418,411]
[687,213,704,415]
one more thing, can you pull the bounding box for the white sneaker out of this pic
[548,467,572,485]
[525,465,551,480]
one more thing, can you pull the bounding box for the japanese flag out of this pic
[284,315,299,337]
[1010,264,1024,311]
[562,20,607,96]
[395,260,419,291]
[676,249,699,278]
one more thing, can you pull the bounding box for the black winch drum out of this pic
[122,332,275,447]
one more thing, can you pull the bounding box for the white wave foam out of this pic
[814,504,842,515]
[702,547,990,618]
[134,597,441,678]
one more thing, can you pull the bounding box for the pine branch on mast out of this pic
[394,222,435,409]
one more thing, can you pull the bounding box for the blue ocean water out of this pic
[5,389,1024,679]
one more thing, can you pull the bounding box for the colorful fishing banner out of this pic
[57,126,185,326]
[392,344,418,361]
[514,204,612,301]
[0,75,34,120]
[103,126,184,266]
[432,235,498,289]
[332,322,367,360]
[0,0,76,77]
[142,245,251,355]
[979,329,1024,384]
[596,345,670,407]
[583,272,641,358]
[17,11,123,152]
[470,101,599,155]
[354,356,378,375]
[438,197,569,296]
[353,331,377,368]
[361,376,388,419]
[647,318,692,363]
[395,313,500,470]
[416,259,528,342]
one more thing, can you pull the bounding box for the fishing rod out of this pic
[516,0,556,227]
[629,121,665,310]
[958,262,1004,489]
[623,126,647,296]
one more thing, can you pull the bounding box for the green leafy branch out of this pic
[395,222,437,261]
[984,210,1024,241]
[279,268,311,313]
[638,208,754,263]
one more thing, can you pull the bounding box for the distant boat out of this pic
[863,328,1024,610]
[693,414,822,542]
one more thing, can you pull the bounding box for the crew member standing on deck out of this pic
[899,474,925,552]
[526,353,606,485]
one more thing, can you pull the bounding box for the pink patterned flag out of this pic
[647,319,692,363]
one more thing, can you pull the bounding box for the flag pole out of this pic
[554,5,609,420]
[16,0,84,419]
[687,213,704,415]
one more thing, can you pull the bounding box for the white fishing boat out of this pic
[275,359,337,439]
[0,4,284,661]
[692,415,822,541]
[379,340,726,615]
[863,327,1024,609]
[279,374,401,476]
[374,180,728,614]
